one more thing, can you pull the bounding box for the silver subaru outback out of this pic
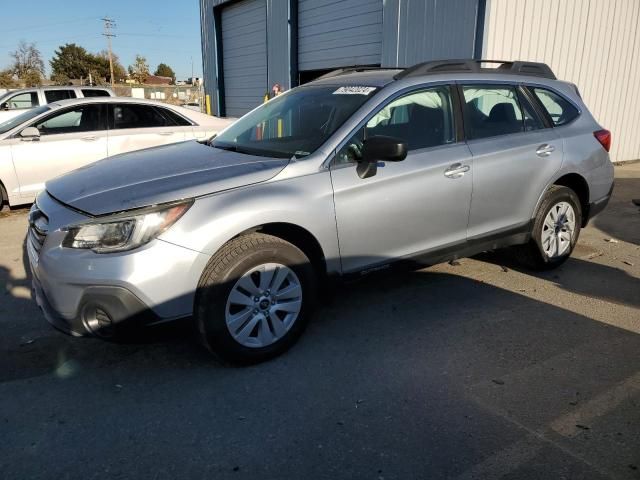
[27,60,614,364]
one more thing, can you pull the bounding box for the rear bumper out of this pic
[586,184,614,223]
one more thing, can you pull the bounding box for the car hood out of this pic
[46,140,289,216]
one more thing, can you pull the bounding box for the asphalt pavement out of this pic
[1,164,639,479]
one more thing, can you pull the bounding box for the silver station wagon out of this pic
[27,60,614,364]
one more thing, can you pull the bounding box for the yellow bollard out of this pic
[205,95,211,115]
[277,118,283,138]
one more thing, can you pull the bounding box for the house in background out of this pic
[200,0,640,162]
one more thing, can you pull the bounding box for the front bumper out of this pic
[27,192,210,337]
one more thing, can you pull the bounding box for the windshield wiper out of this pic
[212,143,238,152]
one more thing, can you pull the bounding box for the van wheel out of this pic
[515,186,582,270]
[195,233,316,365]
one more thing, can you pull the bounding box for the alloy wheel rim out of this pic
[541,201,576,259]
[225,263,302,348]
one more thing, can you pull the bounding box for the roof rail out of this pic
[394,59,556,80]
[315,66,395,81]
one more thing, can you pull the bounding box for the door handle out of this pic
[158,131,174,136]
[81,135,97,141]
[536,144,556,157]
[444,163,470,179]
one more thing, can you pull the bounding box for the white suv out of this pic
[0,86,114,123]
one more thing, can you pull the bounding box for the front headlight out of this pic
[62,200,193,253]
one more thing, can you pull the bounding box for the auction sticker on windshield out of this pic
[333,86,377,95]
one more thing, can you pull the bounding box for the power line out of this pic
[102,17,116,88]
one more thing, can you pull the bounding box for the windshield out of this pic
[0,105,50,136]
[212,85,378,158]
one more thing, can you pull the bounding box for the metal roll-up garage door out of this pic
[222,0,267,117]
[298,0,383,72]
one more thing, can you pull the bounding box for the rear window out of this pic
[531,88,579,126]
[82,89,111,98]
[44,90,77,103]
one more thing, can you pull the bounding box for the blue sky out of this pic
[1,0,202,80]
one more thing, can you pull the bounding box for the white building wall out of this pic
[483,0,640,162]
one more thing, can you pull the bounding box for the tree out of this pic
[0,70,17,88]
[128,55,150,84]
[154,63,175,83]
[21,70,42,87]
[94,50,126,83]
[50,43,93,80]
[10,41,44,79]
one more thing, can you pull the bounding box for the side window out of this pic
[531,88,579,126]
[3,92,39,110]
[337,86,455,164]
[462,85,526,139]
[111,104,169,129]
[159,107,192,126]
[33,104,106,136]
[81,89,111,98]
[44,90,77,103]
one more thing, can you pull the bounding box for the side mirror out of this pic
[1,102,8,111]
[20,127,40,141]
[357,135,407,179]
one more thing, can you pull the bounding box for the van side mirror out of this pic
[356,135,407,179]
[20,127,40,141]
[1,102,8,111]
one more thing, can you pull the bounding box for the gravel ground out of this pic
[0,164,638,479]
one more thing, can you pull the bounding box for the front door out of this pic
[10,104,108,201]
[330,85,473,273]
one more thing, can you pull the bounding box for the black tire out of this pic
[515,185,582,270]
[195,233,317,365]
[0,183,8,213]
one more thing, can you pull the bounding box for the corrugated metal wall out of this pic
[298,0,383,71]
[200,0,291,116]
[221,0,268,117]
[483,0,640,162]
[381,0,480,67]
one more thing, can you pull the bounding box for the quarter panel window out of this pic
[33,104,106,135]
[3,92,39,110]
[44,90,77,103]
[532,88,579,126]
[462,85,526,139]
[159,108,192,126]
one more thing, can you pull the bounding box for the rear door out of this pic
[106,103,188,156]
[9,103,108,200]
[460,83,563,239]
[43,89,77,104]
[331,85,473,272]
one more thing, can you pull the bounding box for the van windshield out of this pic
[212,85,378,158]
[0,105,50,135]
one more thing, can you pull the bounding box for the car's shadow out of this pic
[1,230,639,478]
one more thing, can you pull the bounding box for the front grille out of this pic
[28,204,49,254]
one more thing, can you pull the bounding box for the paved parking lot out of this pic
[1,164,639,479]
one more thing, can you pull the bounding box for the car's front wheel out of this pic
[195,233,316,365]
[515,185,582,270]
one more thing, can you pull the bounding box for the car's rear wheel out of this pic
[515,185,582,270]
[0,183,8,213]
[195,233,316,365]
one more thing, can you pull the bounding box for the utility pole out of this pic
[102,17,116,88]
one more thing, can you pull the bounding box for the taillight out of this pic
[594,129,611,152]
